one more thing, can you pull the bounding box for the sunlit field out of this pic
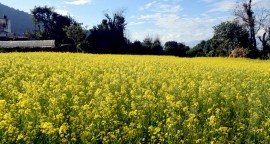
[0,53,269,143]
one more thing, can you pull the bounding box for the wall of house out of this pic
[0,17,11,37]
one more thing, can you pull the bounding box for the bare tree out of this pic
[234,0,257,56]
[104,9,127,32]
[234,0,270,58]
[257,7,270,58]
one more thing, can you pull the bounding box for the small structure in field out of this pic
[0,40,55,48]
[0,15,11,38]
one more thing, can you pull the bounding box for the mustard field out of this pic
[0,53,270,143]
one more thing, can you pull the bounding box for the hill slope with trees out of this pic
[0,3,34,35]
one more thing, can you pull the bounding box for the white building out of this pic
[0,15,11,37]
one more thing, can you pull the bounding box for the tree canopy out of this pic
[86,10,127,54]
[63,24,86,52]
[213,20,249,56]
[165,41,189,57]
[30,6,76,45]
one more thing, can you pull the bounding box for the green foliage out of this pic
[187,40,220,57]
[24,30,43,40]
[86,10,127,54]
[77,40,90,53]
[30,6,76,45]
[151,39,163,55]
[142,37,153,47]
[130,41,144,54]
[31,6,53,31]
[186,43,206,57]
[213,20,249,56]
[177,43,190,57]
[63,24,86,52]
[164,41,178,55]
[139,37,152,54]
[207,50,214,57]
[187,20,250,58]
[0,48,5,53]
[165,41,189,57]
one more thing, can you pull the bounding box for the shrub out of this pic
[77,41,90,53]
[229,47,248,58]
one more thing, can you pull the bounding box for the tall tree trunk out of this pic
[246,0,258,58]
[259,32,269,59]
[250,28,256,50]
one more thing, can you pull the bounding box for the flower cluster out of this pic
[0,53,269,143]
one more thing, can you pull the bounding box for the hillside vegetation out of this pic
[0,53,269,143]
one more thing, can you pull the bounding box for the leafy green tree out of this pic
[151,38,163,55]
[187,18,255,58]
[186,39,221,57]
[63,24,86,52]
[177,43,190,57]
[31,6,53,38]
[142,36,153,54]
[51,14,77,45]
[213,20,249,56]
[30,6,76,45]
[202,39,215,56]
[164,41,178,55]
[131,41,144,54]
[186,41,206,57]
[164,41,189,57]
[207,38,222,57]
[87,10,127,54]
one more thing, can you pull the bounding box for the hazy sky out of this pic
[0,0,269,45]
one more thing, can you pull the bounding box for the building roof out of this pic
[0,40,55,48]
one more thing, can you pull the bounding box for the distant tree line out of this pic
[188,0,270,59]
[24,0,270,59]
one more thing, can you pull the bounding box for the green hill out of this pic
[0,3,34,35]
